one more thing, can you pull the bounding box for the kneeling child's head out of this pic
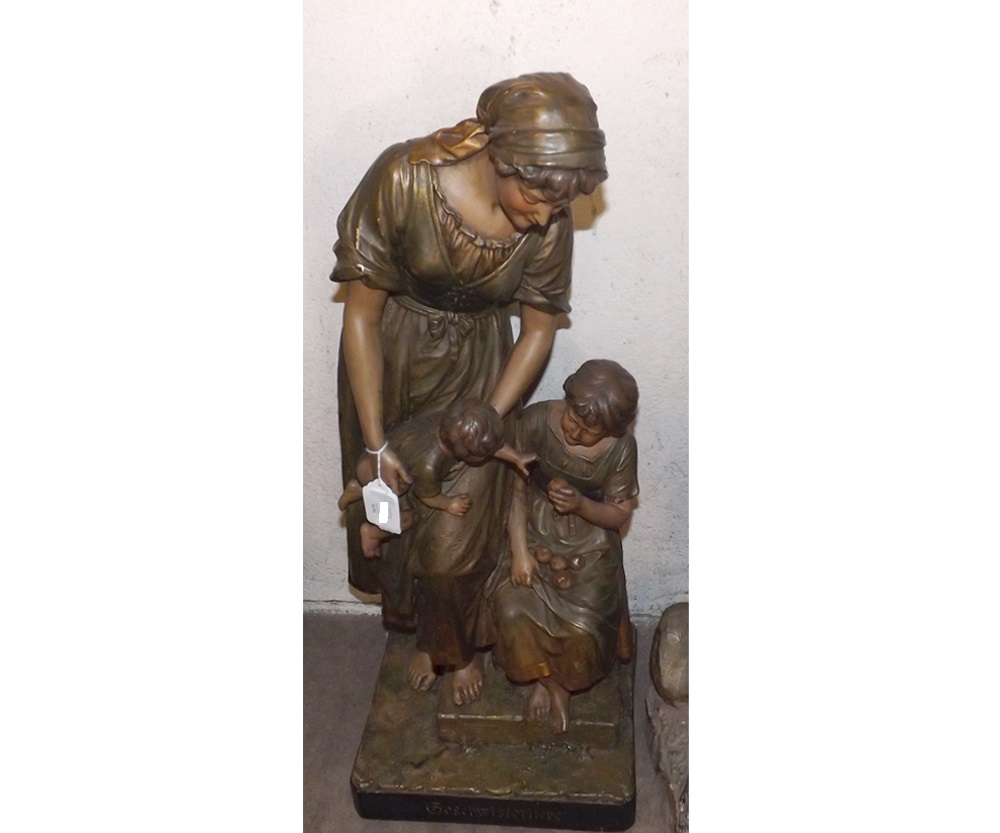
[562,359,638,443]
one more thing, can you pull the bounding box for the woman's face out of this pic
[560,403,609,448]
[495,175,568,232]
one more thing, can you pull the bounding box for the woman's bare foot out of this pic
[540,677,571,733]
[452,653,485,705]
[359,523,386,559]
[525,682,551,723]
[407,651,438,692]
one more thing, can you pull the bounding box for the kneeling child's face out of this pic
[560,404,607,448]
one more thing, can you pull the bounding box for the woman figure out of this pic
[488,360,639,733]
[331,73,607,706]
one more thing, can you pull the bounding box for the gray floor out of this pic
[304,612,673,833]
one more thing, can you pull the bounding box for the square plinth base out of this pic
[350,630,636,831]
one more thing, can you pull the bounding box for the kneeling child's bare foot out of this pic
[541,678,571,733]
[525,681,550,723]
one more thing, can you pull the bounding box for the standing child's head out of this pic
[438,400,506,464]
[561,359,638,445]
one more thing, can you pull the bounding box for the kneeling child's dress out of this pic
[488,401,638,691]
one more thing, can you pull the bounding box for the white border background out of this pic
[3,2,998,831]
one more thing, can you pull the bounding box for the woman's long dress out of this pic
[331,139,573,667]
[488,402,639,692]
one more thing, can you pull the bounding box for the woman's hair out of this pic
[489,150,607,203]
[476,72,608,204]
[438,400,505,460]
[562,359,639,437]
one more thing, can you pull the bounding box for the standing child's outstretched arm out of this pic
[492,442,537,478]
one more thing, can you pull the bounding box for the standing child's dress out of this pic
[488,401,639,691]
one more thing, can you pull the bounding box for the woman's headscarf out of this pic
[409,72,606,174]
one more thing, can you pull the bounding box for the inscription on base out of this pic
[427,801,565,824]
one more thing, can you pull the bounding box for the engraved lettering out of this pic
[423,799,566,823]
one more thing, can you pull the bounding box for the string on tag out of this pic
[366,441,389,484]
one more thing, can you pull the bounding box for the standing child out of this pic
[488,360,639,733]
[339,398,535,559]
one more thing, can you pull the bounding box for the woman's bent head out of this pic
[478,72,608,203]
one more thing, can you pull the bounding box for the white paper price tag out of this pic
[362,477,401,534]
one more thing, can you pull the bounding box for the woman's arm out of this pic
[342,280,411,493]
[488,303,558,417]
[508,475,537,587]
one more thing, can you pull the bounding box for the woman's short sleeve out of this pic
[512,211,574,315]
[330,144,412,293]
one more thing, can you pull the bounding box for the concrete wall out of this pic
[304,0,688,616]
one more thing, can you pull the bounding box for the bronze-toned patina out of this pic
[331,75,643,830]
[332,73,607,708]
[487,360,639,734]
[351,630,636,831]
[337,401,535,560]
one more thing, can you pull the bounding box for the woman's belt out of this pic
[390,294,503,360]
[393,292,501,318]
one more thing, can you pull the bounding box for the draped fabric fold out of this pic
[408,118,488,166]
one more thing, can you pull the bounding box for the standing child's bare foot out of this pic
[452,653,484,705]
[407,651,437,691]
[540,677,571,733]
[525,682,551,723]
[359,523,386,559]
[338,479,363,511]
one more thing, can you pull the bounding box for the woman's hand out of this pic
[358,446,412,495]
[547,476,582,516]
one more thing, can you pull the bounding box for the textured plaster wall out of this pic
[304,0,687,616]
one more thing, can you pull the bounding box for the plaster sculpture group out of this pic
[328,72,673,831]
